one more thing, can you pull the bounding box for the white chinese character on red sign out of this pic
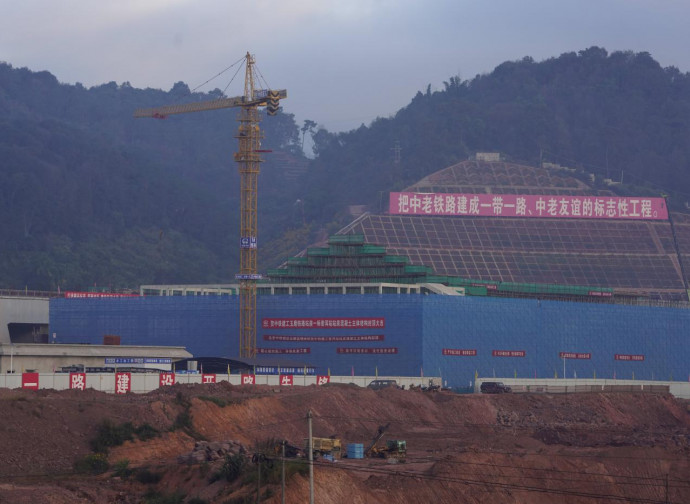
[317,375,330,385]
[469,196,480,214]
[242,374,255,385]
[115,373,131,394]
[202,374,216,384]
[159,373,175,387]
[434,194,445,213]
[492,196,504,214]
[280,375,293,386]
[516,197,527,215]
[70,372,86,390]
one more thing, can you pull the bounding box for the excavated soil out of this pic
[0,383,689,503]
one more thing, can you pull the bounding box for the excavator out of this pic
[364,423,406,462]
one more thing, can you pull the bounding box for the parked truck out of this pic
[304,437,342,459]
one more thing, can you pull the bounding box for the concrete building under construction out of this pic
[48,156,690,386]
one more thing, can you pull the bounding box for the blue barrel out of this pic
[347,443,364,459]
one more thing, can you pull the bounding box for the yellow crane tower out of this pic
[134,52,286,358]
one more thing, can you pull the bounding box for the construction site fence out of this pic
[475,378,690,399]
[0,373,440,395]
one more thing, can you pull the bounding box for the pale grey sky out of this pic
[1,0,689,132]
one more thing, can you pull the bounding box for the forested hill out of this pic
[302,47,690,223]
[0,63,306,290]
[3,47,690,290]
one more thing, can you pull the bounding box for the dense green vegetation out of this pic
[2,47,690,290]
[0,63,306,289]
[302,47,690,223]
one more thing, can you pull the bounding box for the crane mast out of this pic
[235,52,261,359]
[134,52,286,359]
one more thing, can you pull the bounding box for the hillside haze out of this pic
[0,64,306,290]
[2,47,690,290]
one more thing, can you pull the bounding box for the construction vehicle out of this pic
[304,437,341,459]
[364,423,390,457]
[364,423,406,462]
[134,52,286,359]
[382,440,407,461]
[273,440,301,459]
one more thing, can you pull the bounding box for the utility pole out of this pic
[391,140,401,165]
[256,453,262,503]
[308,410,314,504]
[252,452,270,503]
[281,440,286,504]
[257,456,261,504]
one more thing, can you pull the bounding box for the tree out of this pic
[301,119,317,151]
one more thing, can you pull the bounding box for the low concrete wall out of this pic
[475,378,690,399]
[0,373,439,394]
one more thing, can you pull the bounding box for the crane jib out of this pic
[133,90,287,118]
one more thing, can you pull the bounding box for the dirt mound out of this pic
[0,385,689,503]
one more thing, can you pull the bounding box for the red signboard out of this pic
[264,334,384,342]
[262,318,385,329]
[70,372,86,390]
[21,372,39,390]
[159,373,175,387]
[202,374,216,384]
[442,349,477,356]
[472,283,498,290]
[615,354,645,361]
[115,372,131,394]
[559,352,591,360]
[241,374,255,385]
[316,375,330,385]
[492,350,526,358]
[588,291,613,297]
[390,192,668,220]
[279,375,293,386]
[336,347,398,354]
[257,347,311,354]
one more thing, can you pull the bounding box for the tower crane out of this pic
[134,52,286,358]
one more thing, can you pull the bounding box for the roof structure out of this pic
[337,158,690,300]
[407,159,596,195]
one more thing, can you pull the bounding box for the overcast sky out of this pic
[2,0,689,132]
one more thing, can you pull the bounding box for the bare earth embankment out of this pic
[0,383,689,503]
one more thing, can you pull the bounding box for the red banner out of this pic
[22,372,39,390]
[280,375,293,386]
[159,373,175,386]
[316,375,330,385]
[70,372,86,390]
[588,291,613,297]
[559,352,591,360]
[202,374,216,384]
[614,354,645,361]
[241,374,255,385]
[115,372,131,394]
[442,349,477,356]
[390,192,668,220]
[264,334,384,342]
[336,347,398,354]
[257,347,310,354]
[262,318,385,329]
[492,350,526,358]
